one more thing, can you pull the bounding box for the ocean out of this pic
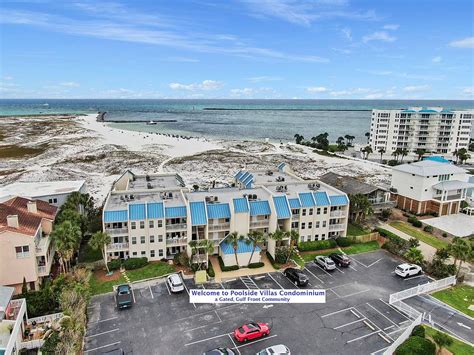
[1,99,473,143]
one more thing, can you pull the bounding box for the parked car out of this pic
[283,268,309,287]
[257,344,291,355]
[116,284,133,309]
[234,322,270,342]
[395,263,422,278]
[203,348,236,355]
[329,253,351,267]
[167,273,185,293]
[314,256,336,271]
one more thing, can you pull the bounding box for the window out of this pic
[132,252,137,256]
[140,221,145,229]
[15,245,30,258]
[159,249,164,257]
[291,222,299,229]
[301,222,306,229]
[131,222,136,230]
[308,222,313,229]
[131,237,137,245]
[317,208,321,215]
[141,251,146,256]
[158,235,163,242]
[316,221,320,228]
[149,220,154,228]
[150,235,155,243]
[438,174,450,182]
[48,198,58,204]
[314,234,319,240]
[323,207,328,214]
[302,209,307,216]
[150,250,155,258]
[322,221,327,227]
[140,236,145,244]
[158,220,163,228]
[309,208,313,215]
[301,235,305,242]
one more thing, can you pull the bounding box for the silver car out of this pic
[315,256,336,271]
[167,273,185,293]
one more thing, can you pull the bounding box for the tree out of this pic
[432,331,453,355]
[294,134,304,144]
[269,229,287,248]
[408,238,420,248]
[405,247,424,265]
[247,230,266,265]
[314,132,329,150]
[192,184,199,191]
[449,237,472,278]
[197,239,215,269]
[226,232,245,268]
[415,148,426,161]
[452,149,459,164]
[365,132,370,143]
[361,145,373,160]
[50,221,81,273]
[22,277,28,295]
[378,147,386,163]
[349,194,373,223]
[344,134,355,146]
[336,136,345,147]
[286,230,300,263]
[458,148,471,164]
[400,148,409,162]
[392,149,400,162]
[89,232,111,272]
[188,240,198,265]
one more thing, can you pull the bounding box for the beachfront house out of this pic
[0,286,27,355]
[102,164,350,266]
[390,160,473,216]
[0,197,57,294]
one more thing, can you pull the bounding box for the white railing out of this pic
[105,228,128,235]
[329,211,345,217]
[20,339,45,350]
[192,254,207,263]
[329,224,345,231]
[166,238,187,245]
[250,220,269,228]
[382,314,423,355]
[389,276,456,304]
[107,242,129,250]
[391,300,422,319]
[4,299,26,355]
[208,223,230,231]
[27,312,63,325]
[37,265,47,275]
[291,215,300,221]
[165,223,187,230]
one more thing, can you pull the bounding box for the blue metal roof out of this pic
[104,210,128,222]
[235,170,244,179]
[423,156,450,164]
[147,202,164,219]
[298,192,316,207]
[272,196,291,219]
[329,195,349,206]
[233,198,249,213]
[419,109,437,113]
[288,198,301,209]
[129,203,146,220]
[165,206,187,218]
[314,191,330,206]
[236,171,254,188]
[249,200,271,216]
[401,109,416,113]
[277,162,286,171]
[190,201,207,225]
[207,203,231,219]
[221,239,260,255]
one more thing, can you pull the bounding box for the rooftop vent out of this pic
[146,175,151,182]
[308,183,320,190]
[266,170,273,176]
[7,215,19,228]
[147,183,153,189]
[276,176,285,182]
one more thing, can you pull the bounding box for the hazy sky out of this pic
[1,0,473,99]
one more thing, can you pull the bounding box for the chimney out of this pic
[27,200,38,214]
[335,177,343,188]
[7,215,19,228]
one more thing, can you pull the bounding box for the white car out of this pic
[395,263,422,278]
[256,344,290,355]
[167,273,185,293]
[314,256,336,271]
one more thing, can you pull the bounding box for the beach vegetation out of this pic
[448,237,472,278]
[361,145,373,159]
[389,221,449,249]
[377,147,385,163]
[425,248,456,279]
[88,231,111,272]
[349,194,373,223]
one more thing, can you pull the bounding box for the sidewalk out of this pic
[380,223,437,262]
[209,254,276,283]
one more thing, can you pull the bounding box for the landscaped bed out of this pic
[424,325,474,355]
[389,221,449,249]
[431,285,474,318]
[299,240,380,262]
[347,223,370,237]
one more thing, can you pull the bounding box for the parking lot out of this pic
[84,250,440,355]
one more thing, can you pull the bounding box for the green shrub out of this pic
[442,232,448,238]
[396,336,435,355]
[266,251,281,269]
[248,262,264,269]
[407,216,417,224]
[388,159,398,166]
[423,225,433,233]
[298,239,337,251]
[412,220,422,228]
[174,252,189,267]
[123,257,148,270]
[275,246,290,264]
[411,325,425,338]
[41,330,60,353]
[218,256,239,272]
[207,260,215,278]
[378,227,410,256]
[107,259,121,271]
[336,237,353,247]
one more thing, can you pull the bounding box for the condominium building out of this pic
[0,286,27,355]
[390,160,473,216]
[369,107,473,156]
[0,197,57,294]
[102,164,350,264]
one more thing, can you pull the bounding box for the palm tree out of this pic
[452,149,459,164]
[344,134,355,146]
[432,331,453,355]
[378,147,385,163]
[336,136,344,146]
[404,247,424,265]
[226,232,245,268]
[365,132,370,143]
[294,134,304,144]
[188,240,198,265]
[89,232,111,272]
[400,148,409,162]
[349,194,373,223]
[391,149,400,162]
[361,145,373,160]
[269,229,287,248]
[449,237,472,278]
[415,148,426,161]
[198,239,215,270]
[247,230,266,265]
[286,230,300,263]
[50,221,81,273]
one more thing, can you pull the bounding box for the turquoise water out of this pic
[1,99,472,143]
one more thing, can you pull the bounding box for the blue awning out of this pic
[233,198,249,213]
[221,240,260,255]
[249,200,271,216]
[165,206,187,218]
[128,203,146,220]
[104,210,128,222]
[190,201,207,225]
[288,198,301,209]
[298,192,316,207]
[273,196,291,219]
[329,195,349,206]
[147,202,164,219]
[314,191,330,206]
[207,203,231,219]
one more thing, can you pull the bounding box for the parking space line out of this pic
[334,266,345,273]
[349,265,358,272]
[347,330,382,344]
[351,309,361,319]
[378,298,410,321]
[339,289,370,298]
[315,263,335,277]
[388,326,408,336]
[322,307,354,318]
[234,335,278,349]
[181,277,197,309]
[131,287,136,303]
[148,282,154,299]
[328,288,341,298]
[228,334,241,355]
[334,318,367,329]
[85,328,119,339]
[304,267,325,284]
[185,333,229,347]
[89,316,118,324]
[215,310,222,322]
[366,302,398,327]
[367,258,382,268]
[351,257,369,268]
[267,273,284,289]
[164,280,171,295]
[378,333,392,344]
[84,341,121,353]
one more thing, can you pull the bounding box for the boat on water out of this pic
[146,120,158,125]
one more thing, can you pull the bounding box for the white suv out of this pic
[395,263,422,278]
[167,273,185,293]
[315,256,336,271]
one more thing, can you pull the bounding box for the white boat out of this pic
[146,120,158,125]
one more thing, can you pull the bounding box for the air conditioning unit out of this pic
[214,196,218,202]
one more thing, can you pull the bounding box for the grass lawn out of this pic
[389,221,449,249]
[78,244,102,263]
[424,325,474,355]
[347,223,370,237]
[300,241,380,262]
[89,262,176,295]
[431,285,474,318]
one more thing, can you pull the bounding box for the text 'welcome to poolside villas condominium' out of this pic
[102,164,350,265]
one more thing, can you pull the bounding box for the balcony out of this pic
[165,223,187,231]
[192,254,208,263]
[107,242,129,250]
[35,235,51,255]
[250,220,269,228]
[291,214,300,221]
[329,210,345,218]
[208,223,230,231]
[433,194,462,202]
[105,227,128,235]
[329,224,345,231]
[166,238,188,245]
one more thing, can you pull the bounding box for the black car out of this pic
[329,253,351,267]
[203,348,236,355]
[116,284,133,309]
[283,267,309,287]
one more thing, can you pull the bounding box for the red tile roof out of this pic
[0,197,57,236]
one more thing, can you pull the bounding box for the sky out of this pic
[0,0,473,99]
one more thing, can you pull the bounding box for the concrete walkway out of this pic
[380,223,437,262]
[209,254,276,283]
